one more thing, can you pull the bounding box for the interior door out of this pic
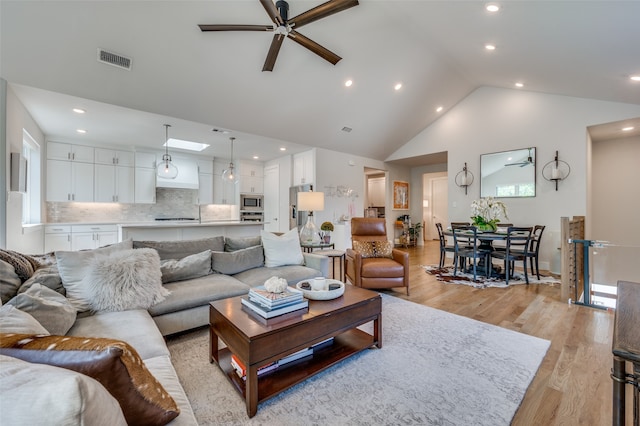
[263,165,279,232]
[430,177,448,239]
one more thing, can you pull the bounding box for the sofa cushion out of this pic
[352,240,394,258]
[133,237,224,260]
[0,260,22,304]
[148,274,250,317]
[0,249,40,282]
[261,229,304,267]
[6,284,76,335]
[224,236,262,252]
[160,250,212,284]
[233,265,322,287]
[83,248,168,312]
[0,304,50,335]
[0,354,127,426]
[0,334,180,426]
[211,245,264,275]
[18,264,65,296]
[56,239,133,312]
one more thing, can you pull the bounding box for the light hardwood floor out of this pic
[381,241,615,426]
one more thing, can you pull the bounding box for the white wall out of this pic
[4,84,45,253]
[389,86,640,271]
[591,135,640,283]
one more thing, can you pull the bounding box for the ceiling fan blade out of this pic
[260,0,285,26]
[288,30,341,65]
[199,24,274,32]
[290,0,359,29]
[263,33,286,72]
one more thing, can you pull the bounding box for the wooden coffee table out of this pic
[209,284,382,417]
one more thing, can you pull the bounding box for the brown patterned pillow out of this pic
[0,249,40,282]
[352,240,394,258]
[0,333,180,426]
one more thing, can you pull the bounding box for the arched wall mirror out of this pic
[480,147,536,198]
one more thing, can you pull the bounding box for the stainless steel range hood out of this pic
[156,158,199,189]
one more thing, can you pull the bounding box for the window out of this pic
[22,130,41,224]
[495,183,534,197]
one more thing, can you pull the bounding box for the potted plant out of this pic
[320,221,334,244]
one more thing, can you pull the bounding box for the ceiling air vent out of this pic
[97,48,132,70]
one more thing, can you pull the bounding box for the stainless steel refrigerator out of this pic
[289,184,312,231]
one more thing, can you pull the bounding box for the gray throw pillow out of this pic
[133,237,224,260]
[83,248,168,312]
[160,250,212,283]
[224,236,262,252]
[0,304,50,335]
[0,260,22,304]
[18,265,65,296]
[212,246,264,275]
[6,283,76,335]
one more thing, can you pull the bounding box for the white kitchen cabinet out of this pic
[71,225,118,250]
[47,159,94,202]
[135,168,156,203]
[197,159,214,174]
[95,164,134,203]
[95,148,134,167]
[198,173,213,205]
[44,225,72,252]
[47,142,94,163]
[239,160,264,194]
[135,152,157,169]
[213,159,234,204]
[293,150,315,186]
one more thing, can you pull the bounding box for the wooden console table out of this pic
[611,280,640,426]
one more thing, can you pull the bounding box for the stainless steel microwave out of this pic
[240,194,263,210]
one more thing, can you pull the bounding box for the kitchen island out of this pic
[118,221,264,242]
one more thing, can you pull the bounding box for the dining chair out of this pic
[492,223,513,251]
[435,223,455,268]
[490,226,533,285]
[451,222,472,248]
[516,225,545,279]
[452,226,491,281]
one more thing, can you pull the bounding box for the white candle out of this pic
[460,174,468,186]
[551,167,560,179]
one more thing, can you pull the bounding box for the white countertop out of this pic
[46,221,264,228]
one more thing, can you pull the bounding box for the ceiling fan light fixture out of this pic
[157,124,178,179]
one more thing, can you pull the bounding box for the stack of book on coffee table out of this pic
[241,285,308,319]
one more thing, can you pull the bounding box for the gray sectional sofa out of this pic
[0,233,329,425]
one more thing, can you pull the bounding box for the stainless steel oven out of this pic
[240,194,263,211]
[241,211,263,222]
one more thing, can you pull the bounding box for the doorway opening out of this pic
[423,172,448,241]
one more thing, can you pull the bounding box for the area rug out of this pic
[424,265,561,289]
[166,294,550,425]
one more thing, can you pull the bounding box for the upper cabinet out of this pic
[94,148,134,166]
[293,150,315,186]
[47,159,94,202]
[197,159,214,205]
[239,160,264,194]
[47,141,94,163]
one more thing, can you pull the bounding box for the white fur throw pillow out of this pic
[83,248,169,312]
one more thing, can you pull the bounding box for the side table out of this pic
[300,242,334,253]
[315,249,346,282]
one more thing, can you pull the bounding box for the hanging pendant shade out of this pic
[157,124,178,179]
[221,137,238,184]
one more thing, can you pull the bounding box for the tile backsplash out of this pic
[46,188,235,223]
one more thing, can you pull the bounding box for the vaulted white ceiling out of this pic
[2,1,639,163]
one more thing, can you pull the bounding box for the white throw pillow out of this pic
[0,304,49,335]
[261,229,304,268]
[83,248,168,312]
[55,240,133,312]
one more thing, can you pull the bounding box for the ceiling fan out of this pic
[505,148,535,167]
[198,0,359,72]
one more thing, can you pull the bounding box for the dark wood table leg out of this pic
[612,356,626,426]
[373,313,382,349]
[210,325,219,364]
[246,364,258,418]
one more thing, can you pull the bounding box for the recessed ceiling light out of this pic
[485,3,500,12]
[165,138,210,152]
[280,147,286,151]
[631,75,640,82]
[76,129,87,134]
[622,126,635,131]
[515,82,524,88]
[485,44,496,51]
[394,83,402,91]
[345,79,353,87]
[252,155,259,160]
[436,106,444,112]
[72,108,85,114]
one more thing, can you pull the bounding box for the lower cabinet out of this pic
[44,224,117,252]
[44,225,72,252]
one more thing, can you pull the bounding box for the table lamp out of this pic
[297,191,325,244]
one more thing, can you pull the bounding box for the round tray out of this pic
[295,279,345,300]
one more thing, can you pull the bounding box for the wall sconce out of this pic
[454,162,474,195]
[542,150,571,191]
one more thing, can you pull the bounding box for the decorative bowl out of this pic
[295,279,345,300]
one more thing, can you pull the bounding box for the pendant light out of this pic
[221,137,238,184]
[157,124,178,179]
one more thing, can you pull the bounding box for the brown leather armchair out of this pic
[345,218,410,295]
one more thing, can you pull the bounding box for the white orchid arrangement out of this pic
[470,197,508,230]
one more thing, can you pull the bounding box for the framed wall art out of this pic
[393,180,409,210]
